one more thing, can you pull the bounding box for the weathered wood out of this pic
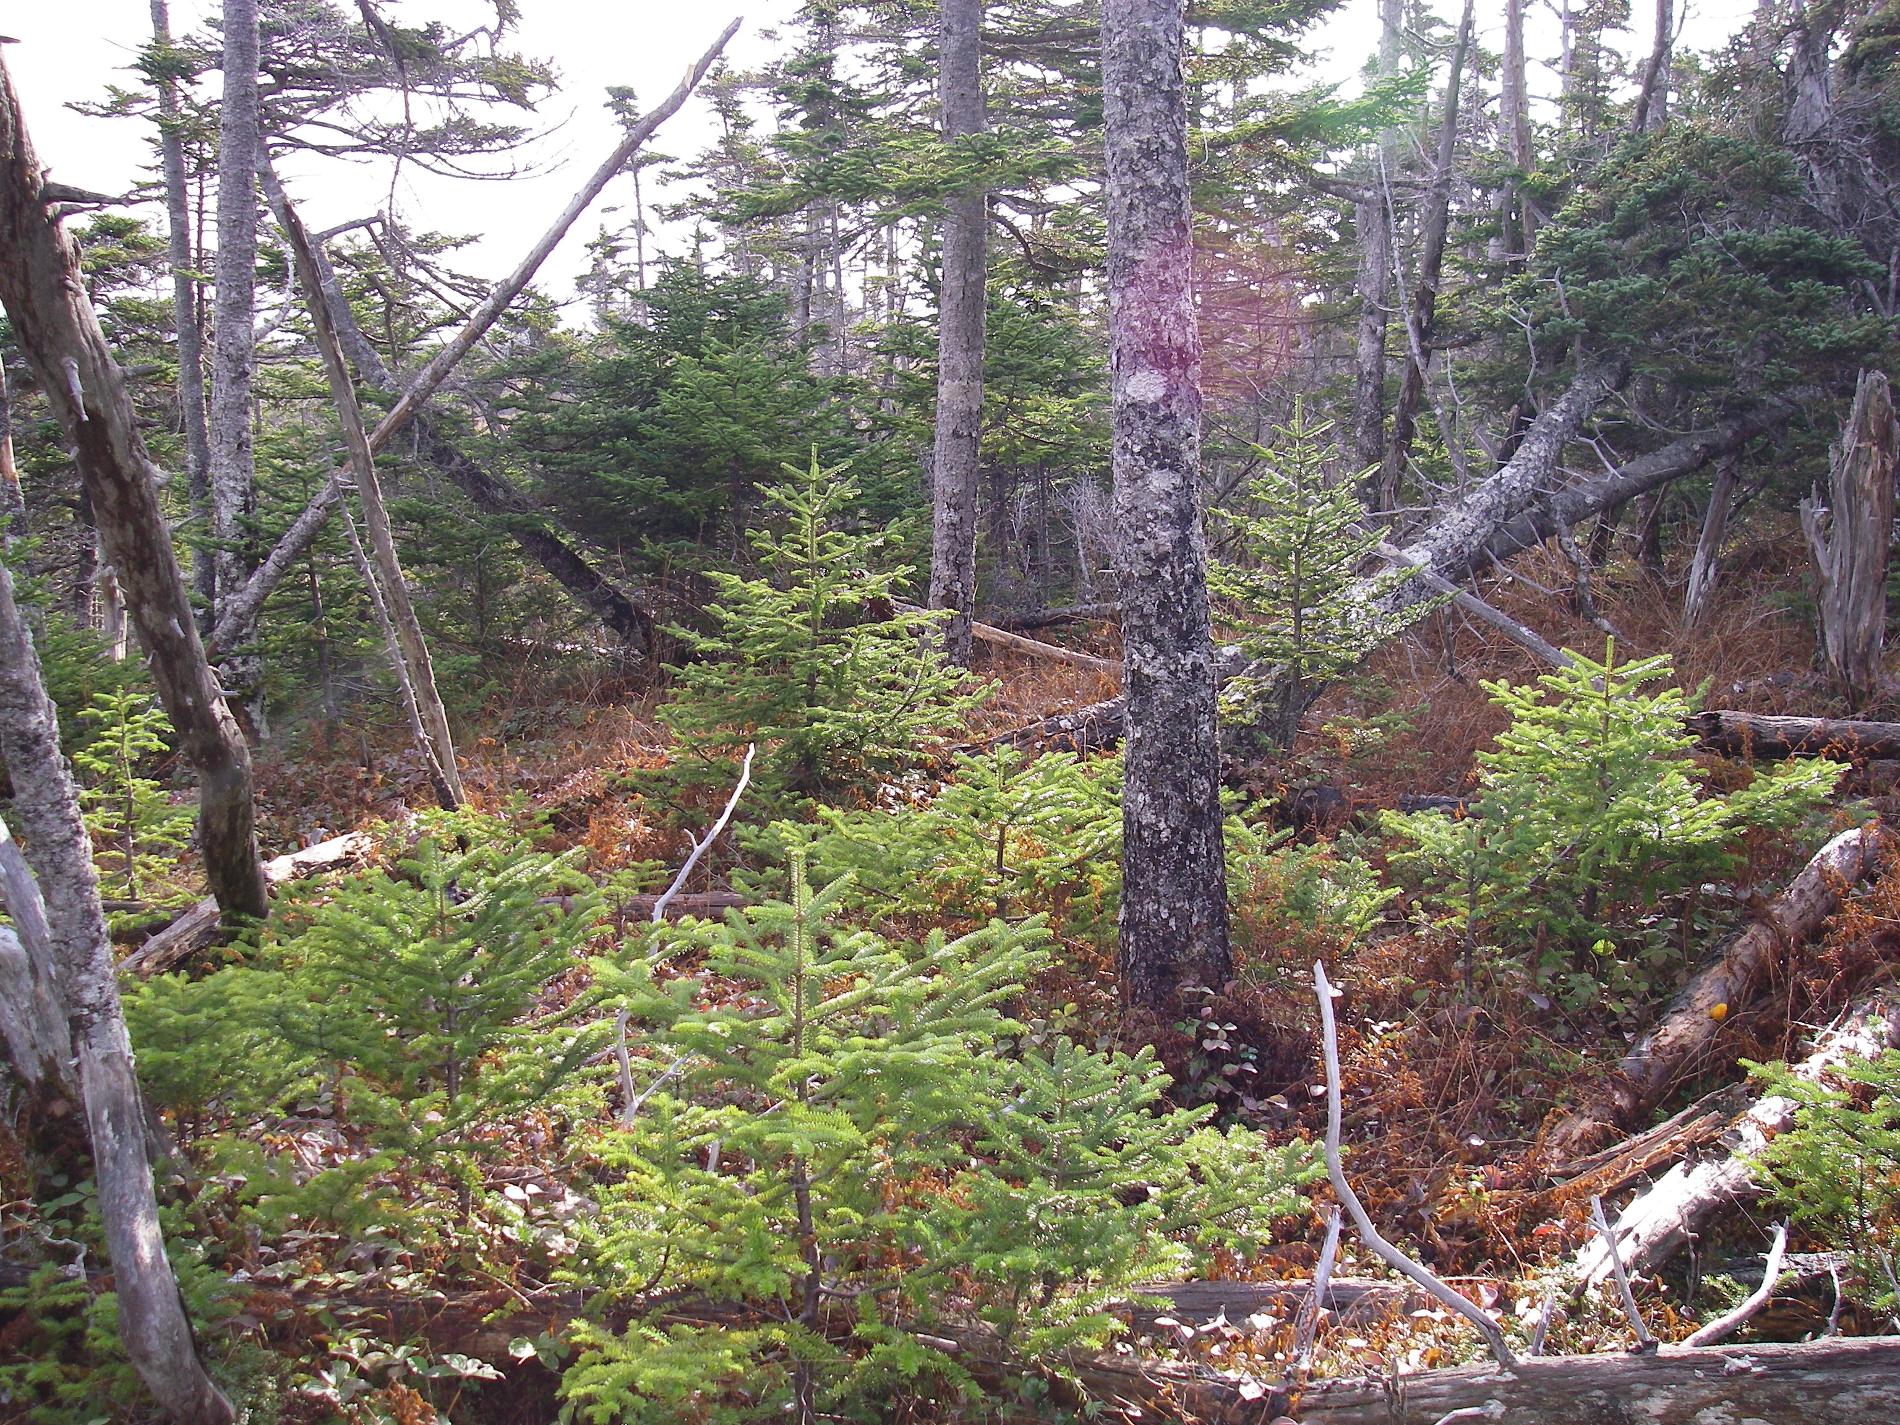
[1682,453,1738,627]
[1686,709,1900,761]
[122,831,377,977]
[1575,992,1900,1288]
[1802,371,1897,706]
[1545,824,1885,1163]
[0,533,232,1422]
[896,600,1122,675]
[1270,1336,1900,1425]
[0,48,269,926]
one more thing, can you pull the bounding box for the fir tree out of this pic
[1208,406,1420,748]
[72,687,197,918]
[659,454,985,809]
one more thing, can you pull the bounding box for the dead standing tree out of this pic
[0,554,234,1424]
[1802,369,1898,707]
[0,48,268,925]
[1101,0,1231,1006]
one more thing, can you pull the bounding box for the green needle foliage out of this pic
[72,687,198,920]
[1208,406,1420,747]
[1383,641,1842,1008]
[659,454,987,811]
[567,833,1317,1421]
[1748,1048,1900,1314]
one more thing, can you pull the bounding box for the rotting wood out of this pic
[1803,370,1898,706]
[122,831,377,976]
[1544,823,1885,1164]
[1685,709,1900,762]
[1574,991,1900,1288]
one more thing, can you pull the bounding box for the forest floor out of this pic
[176,526,1900,1417]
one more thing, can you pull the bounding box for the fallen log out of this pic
[1543,823,1885,1164]
[897,601,1123,676]
[1536,1082,1748,1199]
[121,831,377,976]
[1123,1277,1419,1333]
[1685,709,1900,762]
[1269,1335,1900,1425]
[1574,991,1900,1288]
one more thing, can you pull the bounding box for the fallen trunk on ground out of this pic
[1574,991,1900,1287]
[123,831,377,976]
[1684,709,1900,761]
[997,602,1118,631]
[897,601,1122,676]
[987,368,1811,755]
[1544,824,1884,1163]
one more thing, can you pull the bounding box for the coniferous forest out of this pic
[7,0,1900,1420]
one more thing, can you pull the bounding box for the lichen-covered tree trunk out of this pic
[0,48,269,926]
[209,0,265,736]
[0,556,234,1425]
[926,0,988,665]
[1802,369,1898,706]
[1350,0,1403,485]
[1101,0,1230,1008]
[150,0,214,622]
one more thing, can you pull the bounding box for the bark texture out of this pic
[1802,370,1897,706]
[1682,452,1738,626]
[926,0,988,665]
[1101,0,1230,1006]
[1545,824,1885,1163]
[209,0,265,733]
[0,553,234,1425]
[1349,0,1402,487]
[149,0,214,620]
[0,50,268,924]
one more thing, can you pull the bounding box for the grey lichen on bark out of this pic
[926,0,989,665]
[1101,0,1230,1008]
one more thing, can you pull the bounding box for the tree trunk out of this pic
[1682,452,1739,626]
[1379,0,1474,507]
[257,164,654,657]
[149,0,214,624]
[1802,370,1897,707]
[1500,0,1536,256]
[0,348,18,528]
[209,0,265,737]
[0,49,269,926]
[1685,708,1900,761]
[212,17,739,645]
[1349,0,1402,488]
[926,0,989,666]
[1544,824,1885,1164]
[276,192,463,808]
[1101,0,1231,1007]
[1631,0,1676,134]
[0,554,234,1425]
[1575,991,1900,1287]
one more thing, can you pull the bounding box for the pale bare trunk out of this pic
[927,0,989,665]
[150,0,214,622]
[1350,0,1403,485]
[1682,452,1738,626]
[0,50,268,926]
[0,553,234,1425]
[1102,0,1231,1007]
[1501,0,1536,256]
[1631,0,1675,134]
[276,194,464,808]
[209,0,265,736]
[1802,370,1897,706]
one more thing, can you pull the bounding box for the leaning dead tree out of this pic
[209,16,742,654]
[0,49,269,924]
[258,164,655,655]
[275,193,464,808]
[1802,370,1897,707]
[0,554,234,1424]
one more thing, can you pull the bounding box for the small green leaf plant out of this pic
[1382,641,1842,1009]
[72,687,198,923]
[1207,405,1423,749]
[565,830,1318,1422]
[659,454,987,810]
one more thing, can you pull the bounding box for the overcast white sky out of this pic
[5,0,1747,311]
